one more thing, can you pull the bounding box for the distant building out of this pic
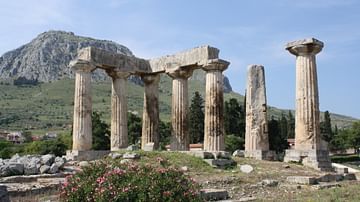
[7,132,25,144]
[0,131,10,141]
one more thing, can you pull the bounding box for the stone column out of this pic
[108,71,130,151]
[284,38,331,171]
[167,68,194,151]
[71,61,96,151]
[202,60,229,151]
[244,65,274,160]
[141,74,160,150]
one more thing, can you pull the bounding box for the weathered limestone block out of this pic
[202,59,229,151]
[245,65,272,159]
[167,68,194,151]
[107,71,131,151]
[70,60,96,151]
[141,74,160,150]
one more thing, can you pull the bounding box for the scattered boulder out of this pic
[200,189,228,201]
[120,159,132,164]
[233,150,245,157]
[143,142,155,151]
[126,145,139,151]
[240,164,254,174]
[24,162,39,175]
[79,161,90,168]
[123,153,140,159]
[286,176,317,185]
[0,163,24,176]
[205,159,236,169]
[39,165,51,174]
[41,154,55,166]
[54,157,66,169]
[108,153,122,160]
[181,166,189,172]
[260,179,279,187]
[49,164,60,174]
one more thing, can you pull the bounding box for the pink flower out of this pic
[163,191,172,197]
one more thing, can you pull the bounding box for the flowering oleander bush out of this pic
[61,157,203,202]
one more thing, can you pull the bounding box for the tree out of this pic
[128,112,142,145]
[22,131,33,143]
[287,111,295,138]
[224,98,245,137]
[321,111,333,143]
[159,121,171,150]
[189,92,204,144]
[279,113,288,140]
[92,111,110,150]
[268,116,288,153]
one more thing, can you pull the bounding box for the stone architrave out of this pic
[141,74,160,150]
[283,38,332,171]
[167,68,194,151]
[202,59,229,151]
[108,71,131,151]
[70,60,96,151]
[244,65,274,160]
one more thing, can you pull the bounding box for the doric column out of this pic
[71,60,96,151]
[141,74,160,150]
[286,38,323,151]
[202,60,229,151]
[167,68,194,151]
[108,71,130,151]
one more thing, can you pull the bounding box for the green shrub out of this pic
[61,158,203,202]
[225,134,244,153]
[24,139,67,156]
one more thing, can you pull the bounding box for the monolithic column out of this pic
[244,65,274,160]
[141,74,160,150]
[286,38,323,150]
[203,60,229,151]
[108,71,130,151]
[71,60,96,151]
[168,68,194,151]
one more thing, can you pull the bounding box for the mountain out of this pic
[0,30,232,92]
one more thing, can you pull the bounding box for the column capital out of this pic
[202,59,230,72]
[107,70,131,79]
[69,59,96,73]
[285,38,324,56]
[167,67,194,79]
[141,73,160,85]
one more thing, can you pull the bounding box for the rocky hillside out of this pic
[0,30,232,92]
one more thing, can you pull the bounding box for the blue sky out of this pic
[0,0,359,118]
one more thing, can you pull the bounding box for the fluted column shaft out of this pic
[141,74,160,150]
[168,69,193,151]
[203,61,228,151]
[109,72,130,151]
[71,62,95,151]
[286,39,323,151]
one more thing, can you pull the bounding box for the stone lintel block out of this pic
[285,38,324,50]
[204,159,236,168]
[317,174,344,182]
[76,47,151,73]
[179,151,214,159]
[343,173,357,181]
[335,167,349,174]
[66,150,110,161]
[245,150,276,161]
[286,176,317,185]
[149,45,220,72]
[200,189,228,201]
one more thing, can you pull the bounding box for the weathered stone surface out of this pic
[233,150,245,157]
[203,60,229,151]
[54,157,66,169]
[0,163,24,176]
[41,154,55,166]
[245,65,270,155]
[204,159,236,168]
[180,151,214,159]
[108,72,130,151]
[24,162,39,175]
[79,161,90,168]
[212,151,231,159]
[143,142,155,151]
[122,153,140,159]
[108,153,122,160]
[71,61,95,151]
[200,188,228,201]
[66,150,110,161]
[39,165,51,174]
[168,69,193,151]
[260,179,279,187]
[239,164,254,174]
[244,150,276,161]
[141,74,160,150]
[0,185,9,202]
[48,164,59,174]
[343,173,357,181]
[286,176,317,185]
[317,174,344,182]
[314,182,341,190]
[126,144,138,151]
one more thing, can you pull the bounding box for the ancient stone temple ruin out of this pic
[67,46,229,160]
[283,38,332,171]
[244,65,275,160]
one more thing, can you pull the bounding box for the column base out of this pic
[284,149,333,172]
[244,150,276,161]
[66,150,110,161]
